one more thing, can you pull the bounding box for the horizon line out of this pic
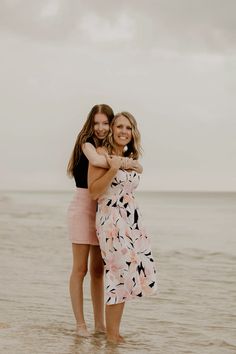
[1,189,236,194]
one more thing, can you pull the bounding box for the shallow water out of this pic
[0,191,236,353]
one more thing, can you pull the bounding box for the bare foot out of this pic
[107,335,119,344]
[76,323,91,337]
[107,334,124,344]
[119,335,125,343]
[94,325,106,334]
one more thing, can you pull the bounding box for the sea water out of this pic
[0,191,236,354]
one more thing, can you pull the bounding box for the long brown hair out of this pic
[67,104,114,177]
[106,111,142,159]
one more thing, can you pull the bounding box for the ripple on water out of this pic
[1,191,236,353]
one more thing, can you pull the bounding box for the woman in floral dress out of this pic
[67,105,142,337]
[88,112,157,343]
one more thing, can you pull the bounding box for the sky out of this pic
[0,0,235,191]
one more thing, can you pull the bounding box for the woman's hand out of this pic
[120,157,143,173]
[106,155,123,170]
[105,154,143,173]
[127,159,143,173]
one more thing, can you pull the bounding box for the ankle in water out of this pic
[95,324,106,334]
[76,323,91,337]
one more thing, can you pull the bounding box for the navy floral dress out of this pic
[96,169,157,305]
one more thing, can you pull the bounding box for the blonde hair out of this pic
[67,104,114,177]
[106,111,142,159]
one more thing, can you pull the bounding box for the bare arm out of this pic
[88,148,122,200]
[82,142,108,168]
[83,142,143,173]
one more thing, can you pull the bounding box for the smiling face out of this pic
[93,113,110,140]
[112,115,132,147]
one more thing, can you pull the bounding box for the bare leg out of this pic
[106,302,125,343]
[90,245,105,333]
[69,244,90,336]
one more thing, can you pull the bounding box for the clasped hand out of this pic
[105,154,123,169]
[105,153,140,172]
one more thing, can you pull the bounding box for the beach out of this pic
[0,191,236,354]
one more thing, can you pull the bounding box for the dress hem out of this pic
[106,289,157,305]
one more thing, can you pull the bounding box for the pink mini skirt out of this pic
[67,188,98,245]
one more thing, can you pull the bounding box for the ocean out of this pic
[0,191,236,354]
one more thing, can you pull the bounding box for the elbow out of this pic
[91,193,98,201]
[88,185,98,200]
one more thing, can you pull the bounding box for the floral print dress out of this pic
[96,169,157,305]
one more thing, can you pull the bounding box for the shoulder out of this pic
[85,136,95,146]
[83,136,96,151]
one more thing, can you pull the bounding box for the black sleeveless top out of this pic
[73,137,95,189]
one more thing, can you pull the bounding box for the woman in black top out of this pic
[67,104,142,336]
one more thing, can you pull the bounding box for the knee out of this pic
[71,267,88,280]
[90,264,104,279]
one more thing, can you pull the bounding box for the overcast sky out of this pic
[0,0,235,191]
